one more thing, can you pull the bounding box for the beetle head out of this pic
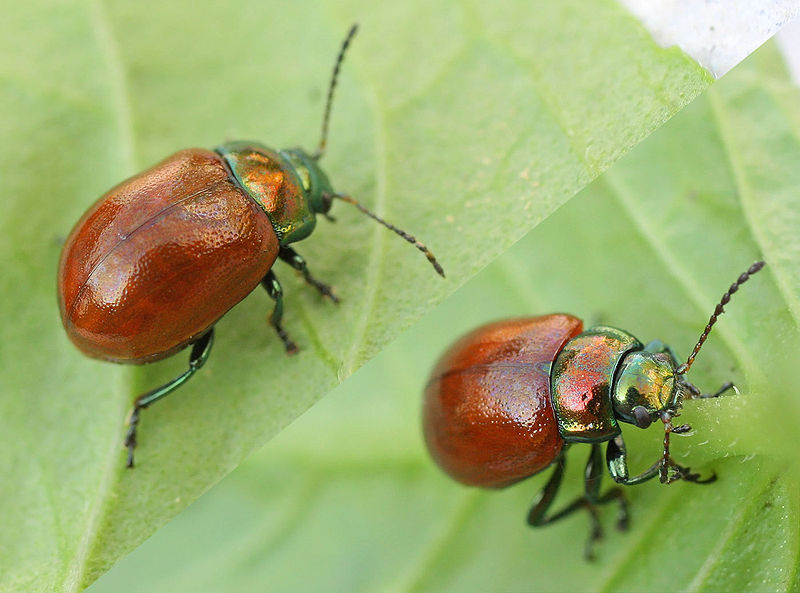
[280,147,335,215]
[611,351,678,429]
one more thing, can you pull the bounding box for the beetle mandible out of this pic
[58,25,444,467]
[423,261,764,558]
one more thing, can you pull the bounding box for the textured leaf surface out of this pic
[0,1,714,591]
[91,41,800,592]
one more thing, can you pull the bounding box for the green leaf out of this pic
[90,40,800,592]
[0,1,714,590]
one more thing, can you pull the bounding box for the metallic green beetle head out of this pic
[612,351,679,429]
[280,148,335,215]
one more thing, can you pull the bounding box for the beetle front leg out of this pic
[261,270,298,355]
[684,380,736,400]
[278,246,339,303]
[124,329,214,468]
[659,412,717,484]
[606,435,661,486]
[606,434,714,486]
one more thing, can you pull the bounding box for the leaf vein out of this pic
[706,85,800,334]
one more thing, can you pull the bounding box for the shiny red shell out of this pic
[57,148,279,364]
[423,314,583,488]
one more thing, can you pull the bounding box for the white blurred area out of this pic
[620,0,800,78]
[776,17,800,84]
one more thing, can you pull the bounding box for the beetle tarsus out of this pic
[659,458,716,485]
[124,400,148,469]
[279,329,299,355]
[300,273,339,303]
[270,311,298,354]
[583,504,603,561]
[683,379,737,400]
[124,407,141,469]
[307,277,339,303]
[702,381,736,399]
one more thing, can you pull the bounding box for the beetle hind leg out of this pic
[278,246,339,303]
[124,329,214,468]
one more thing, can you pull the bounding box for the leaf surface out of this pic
[90,40,800,593]
[0,1,716,590]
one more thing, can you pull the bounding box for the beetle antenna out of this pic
[313,24,358,161]
[676,260,765,375]
[331,193,445,277]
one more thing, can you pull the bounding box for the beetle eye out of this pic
[632,406,652,428]
[320,192,334,213]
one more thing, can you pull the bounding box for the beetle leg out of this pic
[598,488,629,532]
[528,445,626,560]
[584,442,603,500]
[261,271,298,354]
[681,377,737,400]
[527,453,567,527]
[606,435,661,485]
[665,463,716,484]
[582,444,629,557]
[124,329,214,468]
[607,434,715,486]
[278,246,339,303]
[583,442,629,533]
[697,381,736,399]
[582,444,604,560]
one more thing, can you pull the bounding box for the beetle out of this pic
[57,25,444,468]
[423,261,764,558]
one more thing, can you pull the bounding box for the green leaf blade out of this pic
[90,36,800,592]
[0,1,727,590]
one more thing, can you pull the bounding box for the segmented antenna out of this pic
[313,24,358,160]
[332,194,446,277]
[676,260,765,375]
